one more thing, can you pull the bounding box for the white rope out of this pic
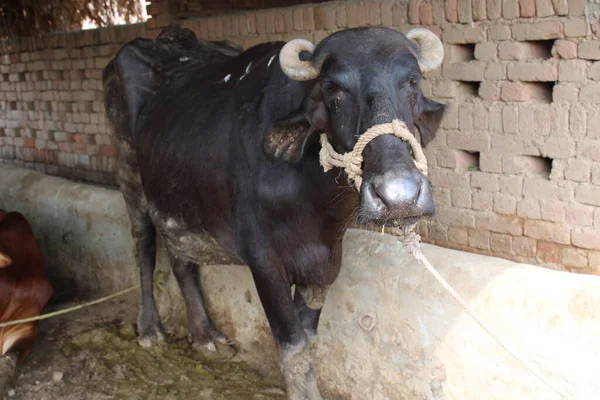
[319,122,570,400]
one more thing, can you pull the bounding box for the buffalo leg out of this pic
[294,285,329,337]
[167,254,233,357]
[125,202,165,347]
[251,266,323,400]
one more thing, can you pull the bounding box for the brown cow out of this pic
[0,209,53,365]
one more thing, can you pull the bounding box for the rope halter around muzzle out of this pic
[318,119,428,192]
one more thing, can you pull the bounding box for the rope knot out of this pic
[319,119,428,192]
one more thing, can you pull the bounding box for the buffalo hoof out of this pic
[137,328,167,348]
[191,336,237,361]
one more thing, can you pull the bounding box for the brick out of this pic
[499,41,553,61]
[377,2,391,26]
[368,2,382,26]
[591,251,600,270]
[517,197,541,219]
[471,172,499,191]
[589,113,600,138]
[580,83,600,103]
[448,131,490,152]
[566,202,595,226]
[392,3,408,26]
[445,0,458,22]
[572,228,600,250]
[419,1,433,25]
[579,41,600,61]
[565,159,591,182]
[293,8,303,31]
[451,188,472,208]
[471,0,486,20]
[484,62,507,80]
[491,233,513,253]
[552,0,569,15]
[575,184,600,206]
[487,0,502,19]
[553,84,579,103]
[473,104,489,130]
[502,0,520,19]
[335,3,347,28]
[408,0,421,24]
[552,40,577,59]
[524,220,570,244]
[578,139,600,162]
[472,191,493,210]
[469,229,490,249]
[443,61,485,81]
[564,18,588,38]
[433,81,477,98]
[540,199,566,222]
[535,0,554,17]
[303,7,315,30]
[523,178,573,201]
[479,81,501,100]
[459,105,473,130]
[502,105,519,133]
[457,0,472,22]
[356,2,368,26]
[542,137,576,159]
[428,170,471,189]
[501,81,551,102]
[589,62,600,80]
[346,3,359,27]
[442,103,459,129]
[437,206,475,228]
[448,227,468,245]
[513,236,537,257]
[499,176,523,195]
[562,248,588,268]
[442,25,485,44]
[493,193,517,214]
[568,0,585,16]
[512,21,564,41]
[519,0,536,17]
[428,221,448,241]
[488,22,511,40]
[474,43,497,61]
[569,106,587,136]
[537,241,561,264]
[594,164,600,185]
[507,61,558,81]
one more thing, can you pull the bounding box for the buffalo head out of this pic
[265,27,446,225]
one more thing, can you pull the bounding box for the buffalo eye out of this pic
[409,76,418,86]
[321,80,338,93]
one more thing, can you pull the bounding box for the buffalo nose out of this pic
[363,171,435,220]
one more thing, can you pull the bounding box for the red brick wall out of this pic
[0,23,147,184]
[1,1,599,272]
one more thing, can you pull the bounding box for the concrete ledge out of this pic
[1,164,599,400]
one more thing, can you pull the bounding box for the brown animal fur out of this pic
[0,209,53,364]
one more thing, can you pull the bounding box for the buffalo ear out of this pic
[263,113,314,163]
[415,97,446,147]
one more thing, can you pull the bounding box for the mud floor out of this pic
[3,292,286,400]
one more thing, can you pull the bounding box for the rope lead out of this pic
[319,120,570,400]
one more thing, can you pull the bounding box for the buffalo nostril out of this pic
[372,174,421,209]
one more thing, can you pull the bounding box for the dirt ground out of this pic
[2,292,286,400]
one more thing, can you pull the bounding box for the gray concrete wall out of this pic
[1,164,599,400]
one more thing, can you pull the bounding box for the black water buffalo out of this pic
[103,24,445,399]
